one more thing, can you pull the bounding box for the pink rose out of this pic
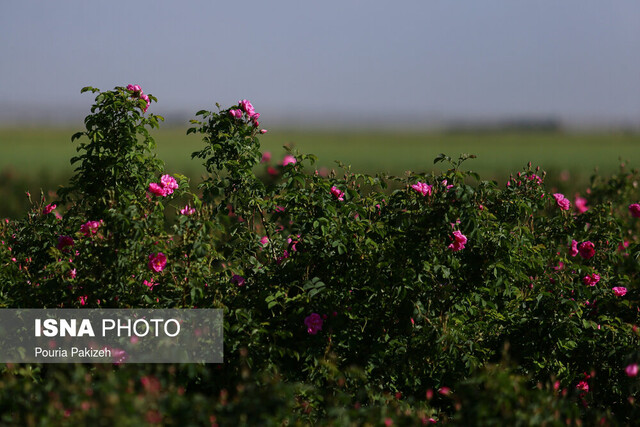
[331,186,345,201]
[149,175,178,197]
[553,193,571,210]
[148,253,167,273]
[160,174,179,193]
[149,182,166,197]
[127,85,148,111]
[629,203,640,218]
[569,240,579,257]
[80,220,103,237]
[612,286,627,297]
[626,363,639,377]
[578,241,595,259]
[43,203,57,215]
[282,155,297,166]
[140,93,150,112]
[411,182,433,197]
[261,152,272,163]
[229,109,243,119]
[448,230,467,252]
[238,99,255,117]
[574,196,588,214]
[582,273,600,287]
[438,387,451,396]
[304,313,323,335]
[576,381,589,392]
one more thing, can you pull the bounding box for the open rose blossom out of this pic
[411,182,433,197]
[126,84,142,94]
[304,313,323,335]
[612,287,627,297]
[552,193,571,210]
[160,175,179,193]
[148,253,167,273]
[331,186,345,201]
[282,155,297,166]
[448,230,467,252]
[43,203,57,215]
[80,220,103,237]
[238,99,256,117]
[629,203,640,218]
[148,182,166,197]
[582,273,600,287]
[149,175,179,197]
[626,363,639,377]
[576,381,589,392]
[578,241,595,259]
[574,195,588,214]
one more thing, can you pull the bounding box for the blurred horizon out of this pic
[1,1,639,130]
[2,101,637,132]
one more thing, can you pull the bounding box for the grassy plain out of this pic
[1,126,639,183]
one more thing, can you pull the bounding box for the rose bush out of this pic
[0,86,639,424]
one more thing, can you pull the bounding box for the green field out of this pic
[1,127,639,183]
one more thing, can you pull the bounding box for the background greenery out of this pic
[2,126,638,220]
[2,126,639,177]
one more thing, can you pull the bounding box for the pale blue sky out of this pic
[1,1,639,126]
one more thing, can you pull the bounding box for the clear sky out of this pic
[1,1,639,126]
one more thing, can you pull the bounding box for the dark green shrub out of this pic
[1,86,639,424]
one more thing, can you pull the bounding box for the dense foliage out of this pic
[1,86,639,425]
